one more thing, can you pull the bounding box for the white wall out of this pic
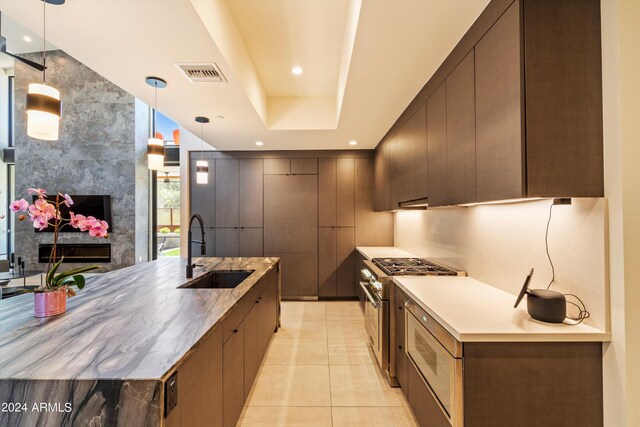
[394,198,607,330]
[601,1,640,426]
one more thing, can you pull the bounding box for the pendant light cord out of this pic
[200,123,204,159]
[43,0,46,83]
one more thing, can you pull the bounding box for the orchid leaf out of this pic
[46,257,64,285]
[53,265,100,285]
[72,275,85,290]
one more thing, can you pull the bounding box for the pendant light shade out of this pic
[145,76,167,170]
[147,137,165,170]
[26,83,61,141]
[26,0,63,141]
[196,160,209,184]
[195,116,210,185]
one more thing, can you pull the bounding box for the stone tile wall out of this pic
[14,50,148,271]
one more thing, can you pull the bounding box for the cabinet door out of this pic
[427,83,448,207]
[355,250,366,312]
[355,157,394,246]
[259,267,278,355]
[264,158,290,175]
[179,326,223,427]
[396,103,428,205]
[267,252,317,298]
[336,158,355,227]
[239,228,264,257]
[386,137,399,210]
[394,286,407,389]
[190,157,215,226]
[318,227,337,297]
[407,359,450,427]
[318,158,337,227]
[291,158,318,174]
[244,302,261,399]
[215,159,239,227]
[374,146,386,212]
[239,159,264,227]
[446,50,477,205]
[336,227,355,297]
[475,2,524,202]
[264,175,318,253]
[215,228,238,257]
[223,324,244,427]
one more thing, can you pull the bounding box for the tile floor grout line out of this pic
[325,301,335,427]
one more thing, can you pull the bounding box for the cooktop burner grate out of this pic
[371,257,459,276]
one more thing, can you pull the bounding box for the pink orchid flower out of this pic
[27,188,47,198]
[59,193,74,208]
[32,214,48,230]
[10,198,29,212]
[69,212,85,229]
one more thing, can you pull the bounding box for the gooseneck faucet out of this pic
[186,213,206,278]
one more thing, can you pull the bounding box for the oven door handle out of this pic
[359,281,381,309]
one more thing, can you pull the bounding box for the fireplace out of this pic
[38,244,111,263]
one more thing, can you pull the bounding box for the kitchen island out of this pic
[0,257,280,427]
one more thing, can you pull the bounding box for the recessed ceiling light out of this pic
[23,36,32,42]
[291,66,303,75]
[255,141,264,146]
[349,140,358,146]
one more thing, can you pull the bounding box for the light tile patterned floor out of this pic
[239,301,418,426]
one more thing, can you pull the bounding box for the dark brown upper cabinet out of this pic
[374,136,397,211]
[426,82,448,207]
[215,159,263,228]
[319,158,355,227]
[475,1,524,202]
[394,103,428,206]
[374,0,604,209]
[446,50,477,205]
[263,158,317,175]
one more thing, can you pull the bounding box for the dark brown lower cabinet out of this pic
[406,359,450,427]
[355,251,366,312]
[223,323,244,427]
[164,327,223,427]
[393,285,407,388]
[243,304,261,400]
[166,266,280,427]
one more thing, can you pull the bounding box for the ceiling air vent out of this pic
[175,63,227,83]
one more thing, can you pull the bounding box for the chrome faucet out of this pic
[186,214,206,278]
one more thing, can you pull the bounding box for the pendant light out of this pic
[26,0,64,141]
[195,116,210,185]
[145,76,167,170]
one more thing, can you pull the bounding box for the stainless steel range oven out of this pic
[359,257,463,386]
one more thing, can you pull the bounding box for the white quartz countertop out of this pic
[395,276,610,342]
[357,246,417,260]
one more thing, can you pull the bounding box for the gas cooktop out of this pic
[372,257,461,276]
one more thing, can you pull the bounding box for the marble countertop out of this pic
[395,276,610,343]
[0,257,279,380]
[356,246,416,260]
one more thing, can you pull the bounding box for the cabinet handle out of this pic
[398,306,403,310]
[398,345,403,350]
[233,329,238,333]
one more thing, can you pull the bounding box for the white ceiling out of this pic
[0,12,57,69]
[0,0,489,150]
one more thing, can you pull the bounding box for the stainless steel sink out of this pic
[179,270,254,289]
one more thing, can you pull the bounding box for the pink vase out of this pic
[33,289,67,318]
